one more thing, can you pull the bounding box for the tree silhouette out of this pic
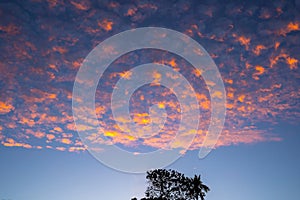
[186,175,210,200]
[145,169,187,199]
[132,169,210,200]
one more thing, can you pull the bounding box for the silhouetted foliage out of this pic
[145,169,187,199]
[132,169,210,200]
[186,175,210,200]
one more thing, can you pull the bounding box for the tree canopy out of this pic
[131,169,210,200]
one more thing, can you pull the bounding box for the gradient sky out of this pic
[0,0,300,199]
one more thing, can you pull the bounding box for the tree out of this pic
[141,169,209,200]
[186,175,210,200]
[145,169,186,200]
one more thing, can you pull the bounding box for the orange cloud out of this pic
[98,19,113,31]
[253,45,267,56]
[61,138,72,145]
[252,65,265,80]
[287,22,299,31]
[151,70,162,85]
[49,64,59,72]
[118,71,132,80]
[255,66,265,75]
[132,113,151,125]
[233,34,251,50]
[53,126,63,132]
[125,7,137,16]
[2,138,32,149]
[200,101,210,110]
[270,52,298,69]
[22,88,58,104]
[211,91,224,99]
[286,57,298,70]
[56,147,66,151]
[0,101,14,114]
[52,46,68,54]
[46,134,55,140]
[104,131,118,137]
[68,146,86,152]
[274,42,280,50]
[70,1,90,10]
[238,95,246,103]
[0,24,20,35]
[19,117,35,127]
[26,130,45,139]
[279,21,300,36]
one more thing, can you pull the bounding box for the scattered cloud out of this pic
[0,0,299,153]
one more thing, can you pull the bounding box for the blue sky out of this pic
[1,122,299,200]
[0,0,300,199]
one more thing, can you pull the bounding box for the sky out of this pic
[0,0,300,199]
